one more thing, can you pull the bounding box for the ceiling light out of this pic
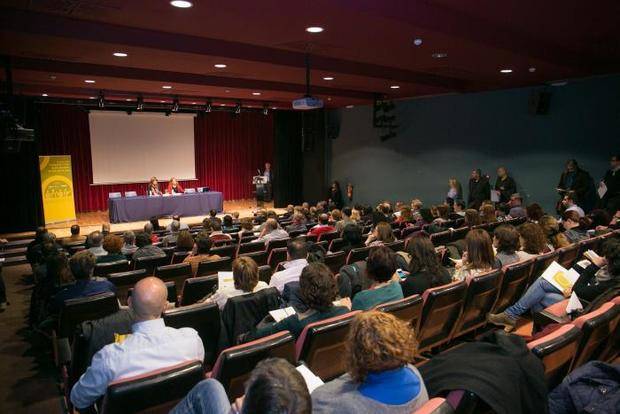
[432,52,447,59]
[323,76,334,81]
[89,96,96,99]
[327,97,332,101]
[170,1,192,8]
[125,98,132,101]
[49,75,57,80]
[252,92,261,96]
[41,93,48,97]
[84,79,96,83]
[113,52,128,57]
[413,38,423,46]
[225,90,230,93]
[346,105,354,109]
[306,26,324,33]
[162,85,172,89]
[214,64,227,68]
[191,102,197,104]
[220,103,226,106]
[390,85,400,89]
[529,67,537,73]
[272,107,277,110]
[500,69,513,74]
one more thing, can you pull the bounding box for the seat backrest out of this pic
[346,246,370,264]
[385,239,405,252]
[328,238,345,252]
[212,332,296,401]
[58,292,120,338]
[413,397,455,414]
[295,311,360,381]
[572,302,620,369]
[107,269,148,304]
[238,250,268,266]
[128,281,177,305]
[266,237,290,252]
[124,191,137,197]
[451,269,502,340]
[375,294,423,332]
[529,251,559,284]
[577,237,600,259]
[195,256,232,277]
[94,260,131,277]
[401,226,421,239]
[171,251,191,264]
[527,324,581,389]
[237,240,266,255]
[493,260,534,313]
[180,275,218,306]
[317,231,339,243]
[267,247,288,270]
[210,244,237,260]
[133,255,169,274]
[155,262,193,283]
[558,243,580,269]
[417,282,467,352]
[100,360,204,414]
[164,302,221,367]
[430,230,452,246]
[324,251,346,274]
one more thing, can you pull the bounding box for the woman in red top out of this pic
[167,177,184,194]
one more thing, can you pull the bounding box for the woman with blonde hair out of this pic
[167,177,184,194]
[312,311,429,413]
[538,215,570,251]
[447,177,463,203]
[146,176,162,196]
[365,221,395,247]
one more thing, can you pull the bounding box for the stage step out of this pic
[0,247,27,258]
[1,256,28,266]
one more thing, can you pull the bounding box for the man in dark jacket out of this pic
[557,159,596,213]
[468,169,490,210]
[600,154,620,214]
[494,166,517,204]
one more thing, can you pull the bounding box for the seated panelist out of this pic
[167,177,184,194]
[146,176,162,196]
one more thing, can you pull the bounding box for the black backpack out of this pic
[337,260,370,299]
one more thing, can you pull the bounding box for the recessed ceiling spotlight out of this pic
[529,67,536,73]
[225,90,230,93]
[327,97,332,101]
[214,64,227,68]
[432,52,447,59]
[306,26,324,33]
[89,96,96,99]
[252,92,261,96]
[84,79,96,83]
[413,38,423,46]
[170,1,192,8]
[346,105,354,108]
[113,52,128,57]
[162,85,172,89]
[160,100,166,103]
[42,93,48,97]
[272,107,277,110]
[125,98,132,101]
[323,76,334,81]
[390,85,400,89]
[500,69,513,74]
[220,103,226,106]
[49,75,57,80]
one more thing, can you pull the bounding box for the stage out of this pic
[1,199,284,240]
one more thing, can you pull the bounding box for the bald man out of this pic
[70,277,204,410]
[307,213,335,238]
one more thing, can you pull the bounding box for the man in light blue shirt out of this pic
[70,277,204,410]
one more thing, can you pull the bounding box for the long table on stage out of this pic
[108,192,224,223]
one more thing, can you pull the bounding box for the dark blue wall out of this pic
[330,75,620,212]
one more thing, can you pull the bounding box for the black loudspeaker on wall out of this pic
[529,90,552,115]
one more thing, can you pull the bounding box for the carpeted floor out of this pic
[0,264,64,413]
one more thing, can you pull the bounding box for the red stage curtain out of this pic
[39,105,274,213]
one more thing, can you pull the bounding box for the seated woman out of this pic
[417,208,443,234]
[166,177,184,194]
[97,234,126,263]
[526,203,545,223]
[221,215,239,233]
[517,222,547,260]
[401,236,451,297]
[539,215,570,251]
[493,225,521,266]
[203,257,268,310]
[237,217,256,239]
[562,210,591,243]
[480,204,497,224]
[312,311,429,413]
[243,262,348,341]
[183,232,222,275]
[146,176,162,196]
[395,206,415,225]
[174,230,194,253]
[352,246,403,310]
[453,229,498,282]
[462,208,482,228]
[365,221,395,247]
[488,239,620,331]
[341,223,364,255]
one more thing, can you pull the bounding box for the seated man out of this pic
[49,251,116,314]
[285,213,307,234]
[162,220,181,246]
[120,231,137,256]
[209,220,233,242]
[269,239,308,293]
[70,277,204,410]
[166,215,189,231]
[508,193,527,218]
[561,193,585,217]
[87,231,107,257]
[132,231,166,261]
[308,214,336,237]
[258,218,289,245]
[62,224,87,246]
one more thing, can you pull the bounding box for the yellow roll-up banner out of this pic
[39,155,77,224]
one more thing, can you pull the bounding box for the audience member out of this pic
[26,226,49,266]
[494,167,517,204]
[538,215,570,251]
[175,230,194,252]
[221,215,238,232]
[70,277,204,410]
[447,177,463,204]
[62,224,86,246]
[561,194,585,217]
[526,203,545,223]
[463,208,481,227]
[365,221,395,246]
[493,225,521,266]
[285,213,307,234]
[557,159,595,212]
[132,231,166,261]
[480,204,497,224]
[453,229,498,282]
[237,217,255,238]
[231,211,240,225]
[352,247,403,310]
[312,311,429,413]
[401,236,451,297]
[203,257,268,309]
[452,200,466,218]
[97,234,126,263]
[121,231,137,255]
[516,223,547,260]
[209,220,233,242]
[86,231,106,257]
[101,223,110,238]
[269,239,308,292]
[395,206,414,225]
[144,221,159,243]
[600,154,620,213]
[162,220,181,246]
[183,232,222,275]
[341,223,364,255]
[468,169,490,210]
[335,206,355,233]
[258,218,289,244]
[166,215,189,231]
[562,210,591,243]
[308,214,336,237]
[508,193,527,218]
[372,203,394,226]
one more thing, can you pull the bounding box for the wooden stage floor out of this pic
[2,199,284,239]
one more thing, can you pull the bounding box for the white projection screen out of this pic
[89,111,196,184]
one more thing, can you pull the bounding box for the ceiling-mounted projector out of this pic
[292,96,324,110]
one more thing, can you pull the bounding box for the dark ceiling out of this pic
[1,0,619,109]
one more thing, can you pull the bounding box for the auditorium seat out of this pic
[107,269,148,304]
[238,250,268,266]
[346,246,370,264]
[210,331,296,401]
[171,251,191,264]
[133,255,170,274]
[571,301,620,368]
[324,251,346,274]
[99,360,204,414]
[413,397,455,414]
[212,239,232,247]
[401,226,421,240]
[195,256,232,277]
[527,324,581,389]
[557,243,580,269]
[328,238,345,252]
[67,245,87,255]
[305,234,318,243]
[155,262,192,282]
[93,260,130,277]
[295,311,360,381]
[317,231,339,243]
[450,227,469,241]
[239,235,258,244]
[375,294,423,331]
[577,236,601,259]
[529,250,559,284]
[128,281,177,306]
[258,265,273,284]
[417,282,467,353]
[267,247,288,270]
[237,240,266,255]
[430,230,452,247]
[210,244,237,260]
[450,269,502,340]
[287,229,306,238]
[163,302,221,367]
[385,239,405,252]
[266,237,290,253]
[492,259,534,313]
[179,275,217,306]
[161,246,176,260]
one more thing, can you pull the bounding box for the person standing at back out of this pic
[494,167,517,205]
[600,154,620,214]
[468,169,490,210]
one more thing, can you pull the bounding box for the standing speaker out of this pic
[529,90,551,115]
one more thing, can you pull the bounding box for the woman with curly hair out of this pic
[516,222,547,260]
[538,215,570,251]
[244,262,348,341]
[174,230,194,252]
[312,311,429,413]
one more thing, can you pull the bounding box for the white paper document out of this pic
[566,291,583,314]
[217,271,235,291]
[296,364,324,393]
[598,182,607,198]
[541,261,580,292]
[269,306,296,322]
[491,190,500,202]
